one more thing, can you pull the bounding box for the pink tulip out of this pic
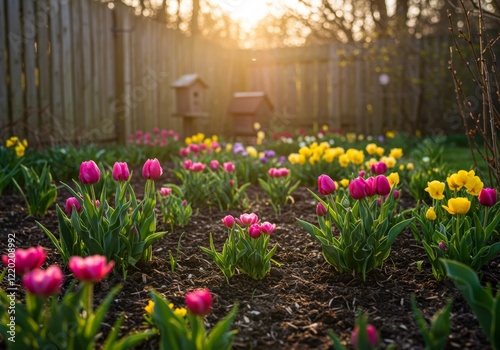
[229,179,234,187]
[189,144,200,153]
[180,148,189,157]
[439,241,448,251]
[185,289,212,316]
[68,255,114,283]
[318,174,336,195]
[277,168,290,177]
[65,197,82,215]
[22,265,63,297]
[316,202,327,216]
[182,200,188,207]
[236,213,259,226]
[248,224,262,238]
[370,161,387,175]
[260,221,276,235]
[268,168,278,177]
[183,159,193,169]
[223,162,236,173]
[142,158,163,180]
[352,323,379,348]
[2,246,46,276]
[189,162,206,172]
[159,187,172,196]
[209,160,220,170]
[479,188,497,207]
[374,175,391,196]
[112,162,130,182]
[79,160,100,185]
[349,177,368,200]
[221,215,235,228]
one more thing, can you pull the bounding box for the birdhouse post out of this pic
[171,74,209,137]
[227,92,274,136]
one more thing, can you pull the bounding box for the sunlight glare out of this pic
[215,0,270,29]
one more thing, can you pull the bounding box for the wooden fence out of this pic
[0,0,460,144]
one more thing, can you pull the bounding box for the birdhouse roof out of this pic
[171,74,208,88]
[228,92,274,114]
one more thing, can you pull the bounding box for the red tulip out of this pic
[79,160,100,185]
[318,174,336,195]
[142,158,163,180]
[22,265,63,297]
[2,246,46,276]
[68,255,114,283]
[112,162,130,182]
[185,289,212,316]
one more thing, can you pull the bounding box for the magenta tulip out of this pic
[68,255,114,283]
[142,158,163,180]
[358,170,366,177]
[352,323,379,348]
[79,160,100,185]
[349,177,368,200]
[22,265,63,297]
[180,148,189,157]
[316,202,327,216]
[260,221,276,235]
[236,213,259,226]
[65,197,82,215]
[268,168,278,177]
[209,160,220,170]
[223,162,235,173]
[2,246,46,276]
[248,224,262,238]
[365,177,378,196]
[277,168,290,177]
[189,162,206,172]
[185,289,212,316]
[478,188,497,207]
[370,161,387,175]
[183,159,193,169]
[318,174,336,195]
[439,241,448,251]
[221,215,235,228]
[374,175,391,196]
[159,187,172,197]
[112,162,130,182]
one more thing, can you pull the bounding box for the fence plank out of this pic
[49,0,63,136]
[70,0,83,138]
[23,0,38,133]
[7,0,24,135]
[0,0,10,132]
[36,0,52,138]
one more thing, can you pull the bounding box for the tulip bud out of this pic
[142,158,163,180]
[65,197,82,215]
[438,241,447,251]
[352,324,379,348]
[229,179,234,187]
[478,188,497,207]
[182,200,188,207]
[68,255,114,283]
[22,265,63,297]
[79,160,100,184]
[358,170,366,177]
[349,177,368,200]
[374,175,391,196]
[248,223,262,238]
[318,174,336,195]
[260,221,276,234]
[112,162,130,182]
[2,246,46,276]
[185,289,212,316]
[426,207,437,220]
[316,202,327,216]
[221,215,235,228]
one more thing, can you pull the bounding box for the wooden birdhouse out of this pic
[171,74,209,136]
[227,92,274,136]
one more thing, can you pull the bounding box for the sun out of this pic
[215,0,270,29]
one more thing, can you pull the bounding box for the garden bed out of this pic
[1,166,498,350]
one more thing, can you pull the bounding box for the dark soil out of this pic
[1,168,499,349]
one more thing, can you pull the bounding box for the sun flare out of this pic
[216,0,270,28]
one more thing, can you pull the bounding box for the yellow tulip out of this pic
[144,300,155,314]
[257,130,265,140]
[387,172,400,187]
[174,307,187,317]
[399,164,405,171]
[253,122,261,130]
[15,144,26,157]
[446,175,461,191]
[338,154,350,168]
[185,137,192,145]
[426,207,437,220]
[366,143,377,155]
[225,143,233,152]
[340,179,350,188]
[465,176,483,196]
[246,146,258,158]
[5,136,19,148]
[376,147,385,156]
[442,197,471,215]
[425,181,445,200]
[389,148,403,159]
[407,163,414,170]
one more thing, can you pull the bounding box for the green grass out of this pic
[444,145,489,175]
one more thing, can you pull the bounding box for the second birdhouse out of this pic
[171,74,208,117]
